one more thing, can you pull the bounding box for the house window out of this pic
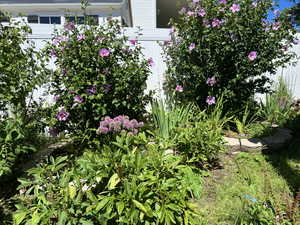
[27,15,61,24]
[66,15,98,25]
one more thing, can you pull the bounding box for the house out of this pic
[1,0,300,98]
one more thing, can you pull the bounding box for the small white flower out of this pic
[19,189,26,195]
[81,184,90,192]
[69,181,75,186]
[80,179,87,184]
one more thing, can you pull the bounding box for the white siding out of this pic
[130,0,156,28]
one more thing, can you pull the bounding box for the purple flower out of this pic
[175,85,184,92]
[292,39,300,45]
[53,95,60,102]
[179,7,187,15]
[230,4,240,13]
[68,90,76,94]
[64,21,75,31]
[148,57,155,67]
[56,109,70,121]
[99,48,110,57]
[74,95,84,103]
[219,0,227,3]
[206,96,216,105]
[50,50,57,58]
[252,1,258,7]
[95,36,104,41]
[193,0,200,3]
[97,126,109,134]
[129,40,137,45]
[189,43,196,51]
[49,127,59,137]
[212,19,222,27]
[87,85,97,95]
[103,84,112,93]
[77,34,85,41]
[248,51,257,61]
[187,11,195,16]
[272,22,280,30]
[206,77,217,86]
[197,8,206,17]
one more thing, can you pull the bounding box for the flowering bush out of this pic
[163,0,297,112]
[45,19,152,138]
[96,115,144,135]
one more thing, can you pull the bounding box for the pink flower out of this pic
[206,77,217,86]
[175,85,184,92]
[206,96,216,105]
[74,95,84,103]
[77,34,85,41]
[148,57,155,67]
[197,8,206,17]
[272,22,280,30]
[64,21,75,31]
[230,4,240,13]
[252,1,258,7]
[99,48,110,57]
[68,90,76,94]
[95,36,104,41]
[187,11,195,16]
[212,19,222,27]
[53,95,60,101]
[179,7,187,15]
[56,109,70,121]
[248,51,257,61]
[50,50,57,58]
[129,40,137,45]
[189,43,196,51]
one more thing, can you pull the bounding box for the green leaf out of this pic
[116,201,125,215]
[13,211,27,225]
[132,200,153,217]
[107,173,120,190]
[95,197,110,212]
[68,185,76,200]
[29,211,41,225]
[57,211,68,225]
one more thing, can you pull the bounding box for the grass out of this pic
[197,138,300,224]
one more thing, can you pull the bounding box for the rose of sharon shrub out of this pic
[45,19,152,137]
[163,0,297,112]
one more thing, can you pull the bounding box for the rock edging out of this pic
[224,128,293,153]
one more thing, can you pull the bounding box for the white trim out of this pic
[27,27,170,41]
[0,2,125,13]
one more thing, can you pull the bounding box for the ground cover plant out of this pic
[45,11,152,140]
[13,133,203,225]
[163,0,297,113]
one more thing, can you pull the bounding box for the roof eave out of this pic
[0,2,124,12]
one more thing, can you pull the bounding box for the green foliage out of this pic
[163,0,297,113]
[174,112,225,168]
[259,77,294,126]
[0,116,36,177]
[14,133,203,225]
[45,17,152,139]
[151,99,192,141]
[0,13,47,119]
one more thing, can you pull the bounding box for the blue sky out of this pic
[277,0,294,10]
